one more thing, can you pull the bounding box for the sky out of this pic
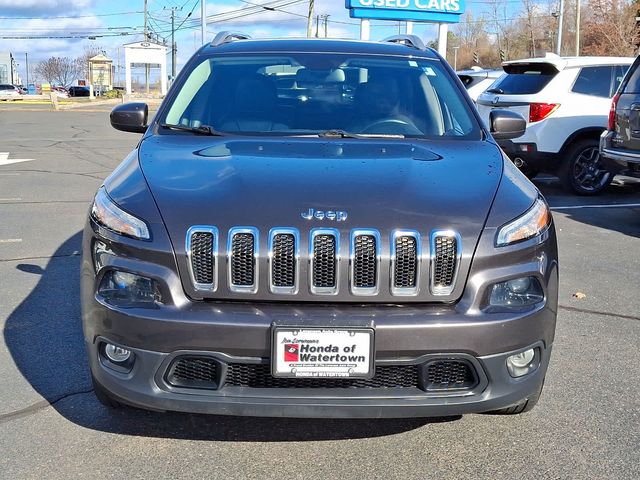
[0,0,504,85]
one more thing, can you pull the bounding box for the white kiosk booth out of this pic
[345,0,466,58]
[123,41,168,96]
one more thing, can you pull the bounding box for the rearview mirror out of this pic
[489,110,526,140]
[110,103,148,133]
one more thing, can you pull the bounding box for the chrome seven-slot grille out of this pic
[185,227,460,297]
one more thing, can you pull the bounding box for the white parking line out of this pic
[0,173,20,176]
[0,239,22,243]
[551,203,640,210]
[0,198,22,202]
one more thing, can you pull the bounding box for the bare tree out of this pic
[34,57,83,87]
[582,0,638,56]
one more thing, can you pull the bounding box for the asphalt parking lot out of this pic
[1,106,639,479]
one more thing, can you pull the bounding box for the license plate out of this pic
[272,327,374,378]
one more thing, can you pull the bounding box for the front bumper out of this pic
[90,338,551,418]
[600,131,640,178]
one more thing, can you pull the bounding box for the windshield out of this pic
[162,53,480,139]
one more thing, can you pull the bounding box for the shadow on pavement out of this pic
[534,176,640,239]
[4,231,456,441]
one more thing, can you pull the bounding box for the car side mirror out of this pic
[110,103,149,133]
[489,110,526,140]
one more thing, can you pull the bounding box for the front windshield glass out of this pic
[162,53,480,139]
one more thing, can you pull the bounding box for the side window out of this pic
[572,66,614,98]
[613,64,629,93]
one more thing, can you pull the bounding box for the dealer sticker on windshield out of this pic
[272,328,374,378]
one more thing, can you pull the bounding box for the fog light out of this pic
[105,343,131,363]
[487,276,543,312]
[507,348,539,377]
[98,270,161,307]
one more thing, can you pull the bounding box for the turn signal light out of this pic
[529,103,560,123]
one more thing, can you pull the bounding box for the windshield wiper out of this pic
[159,123,225,136]
[318,129,405,139]
[318,129,362,139]
[486,88,504,94]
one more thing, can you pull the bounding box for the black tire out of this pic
[560,138,613,195]
[484,381,544,415]
[91,374,122,409]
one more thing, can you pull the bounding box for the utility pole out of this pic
[201,0,206,44]
[315,15,320,38]
[307,0,315,38]
[321,15,329,38]
[24,52,28,86]
[556,0,565,56]
[575,0,581,56]
[144,0,149,94]
[171,8,177,80]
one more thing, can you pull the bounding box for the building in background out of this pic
[0,52,20,85]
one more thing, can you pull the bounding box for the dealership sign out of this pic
[346,0,465,23]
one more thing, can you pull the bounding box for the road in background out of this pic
[1,108,639,479]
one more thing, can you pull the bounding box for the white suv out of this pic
[477,54,633,195]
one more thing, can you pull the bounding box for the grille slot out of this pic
[270,230,298,293]
[225,363,419,389]
[186,226,218,291]
[311,230,338,294]
[391,232,420,295]
[351,231,380,294]
[166,357,219,390]
[423,360,477,391]
[431,232,460,295]
[229,228,258,292]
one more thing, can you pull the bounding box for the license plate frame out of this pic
[271,327,375,379]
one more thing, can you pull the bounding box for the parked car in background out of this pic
[477,54,633,195]
[68,86,91,97]
[600,55,640,179]
[0,84,23,100]
[457,67,503,102]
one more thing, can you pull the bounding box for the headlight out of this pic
[487,276,544,312]
[91,187,150,240]
[98,270,162,307]
[496,197,550,247]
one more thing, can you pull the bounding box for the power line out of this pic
[0,10,144,20]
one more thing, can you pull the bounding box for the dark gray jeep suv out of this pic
[600,54,640,178]
[82,33,558,418]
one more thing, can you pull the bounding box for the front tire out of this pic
[560,139,613,195]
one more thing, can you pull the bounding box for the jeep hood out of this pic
[138,135,503,301]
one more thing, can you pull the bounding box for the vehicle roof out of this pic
[502,53,634,70]
[199,37,440,59]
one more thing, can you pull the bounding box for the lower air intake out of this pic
[423,360,477,391]
[166,357,219,390]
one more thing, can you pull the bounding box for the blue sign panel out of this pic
[346,0,465,23]
[27,83,36,95]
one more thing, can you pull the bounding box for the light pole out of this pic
[556,0,565,55]
[453,46,459,71]
[25,52,28,86]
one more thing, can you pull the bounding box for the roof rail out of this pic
[380,35,427,51]
[210,31,251,47]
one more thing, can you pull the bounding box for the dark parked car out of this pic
[600,55,640,178]
[83,33,558,418]
[68,86,90,97]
